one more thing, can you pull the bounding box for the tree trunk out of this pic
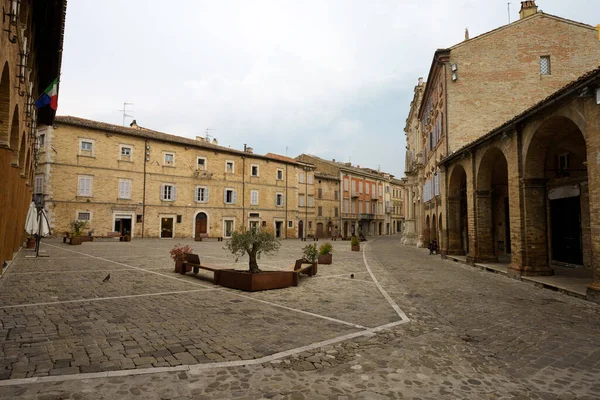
[248,248,261,273]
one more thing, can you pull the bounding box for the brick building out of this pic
[0,0,66,269]
[408,1,600,254]
[37,117,312,240]
[440,66,600,302]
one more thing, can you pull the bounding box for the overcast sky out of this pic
[58,1,599,178]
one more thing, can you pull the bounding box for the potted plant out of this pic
[317,242,333,264]
[170,244,193,273]
[69,220,89,245]
[220,228,294,291]
[301,243,318,266]
[351,235,360,251]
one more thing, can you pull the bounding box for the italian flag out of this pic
[35,78,59,110]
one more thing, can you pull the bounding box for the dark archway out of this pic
[425,214,430,245]
[431,213,437,242]
[476,147,509,263]
[0,63,9,145]
[438,213,443,250]
[298,220,304,239]
[523,116,588,272]
[195,212,208,238]
[9,106,19,164]
[447,164,468,255]
[18,132,26,171]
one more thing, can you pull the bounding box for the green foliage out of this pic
[350,236,360,246]
[302,243,318,263]
[69,220,88,237]
[169,244,193,262]
[225,228,281,272]
[318,242,333,255]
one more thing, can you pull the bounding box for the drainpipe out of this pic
[141,138,148,238]
[242,144,246,229]
[285,163,288,238]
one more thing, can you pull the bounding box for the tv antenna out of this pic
[119,102,134,126]
[204,128,215,141]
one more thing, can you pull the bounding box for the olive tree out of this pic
[225,228,281,273]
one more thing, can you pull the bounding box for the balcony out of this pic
[371,193,379,200]
[351,189,360,198]
[342,213,358,219]
[385,206,393,213]
[359,213,374,220]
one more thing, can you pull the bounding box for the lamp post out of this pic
[304,166,309,241]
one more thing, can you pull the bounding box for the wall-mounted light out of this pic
[596,88,600,105]
[452,72,458,82]
[451,63,457,72]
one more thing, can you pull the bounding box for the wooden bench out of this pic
[290,259,318,286]
[182,253,221,283]
[94,231,122,240]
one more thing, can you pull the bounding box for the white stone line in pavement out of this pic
[0,288,215,309]
[7,268,135,275]
[42,243,365,330]
[0,319,408,387]
[362,241,410,321]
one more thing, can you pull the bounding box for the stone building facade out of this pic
[390,178,404,235]
[38,117,311,240]
[0,0,66,268]
[402,78,426,247]
[407,1,600,255]
[313,172,340,239]
[440,66,600,302]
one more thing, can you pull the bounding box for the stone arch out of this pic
[447,163,468,255]
[0,62,10,145]
[522,115,589,273]
[18,131,27,170]
[438,213,443,250]
[192,210,209,239]
[475,147,510,263]
[23,149,31,179]
[424,214,430,245]
[9,105,20,164]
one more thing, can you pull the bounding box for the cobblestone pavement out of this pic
[0,236,599,399]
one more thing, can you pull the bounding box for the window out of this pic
[344,199,349,213]
[386,186,390,193]
[224,188,237,204]
[299,194,305,207]
[77,212,91,221]
[351,201,356,214]
[308,174,313,184]
[118,179,132,199]
[366,201,370,214]
[307,196,313,207]
[160,184,176,201]
[136,215,143,223]
[120,145,132,161]
[34,175,43,194]
[250,190,259,205]
[38,134,45,147]
[288,220,293,228]
[334,190,338,200]
[559,153,570,171]
[359,201,363,213]
[79,139,94,156]
[195,186,209,202]
[318,188,322,199]
[224,219,234,238]
[249,220,259,233]
[78,175,92,197]
[359,182,363,193]
[276,193,284,206]
[197,157,206,170]
[334,207,339,217]
[277,169,283,180]
[308,221,312,229]
[299,172,304,183]
[540,56,551,75]
[164,152,174,166]
[251,165,259,177]
[225,161,234,173]
[318,206,322,216]
[366,183,369,194]
[343,179,349,191]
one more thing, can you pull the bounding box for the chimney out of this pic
[519,1,538,20]
[418,77,423,86]
[465,27,469,41]
[129,119,140,129]
[245,146,253,153]
[196,136,205,142]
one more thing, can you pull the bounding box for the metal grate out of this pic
[540,56,551,75]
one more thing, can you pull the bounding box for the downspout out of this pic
[285,163,288,238]
[141,138,148,238]
[242,145,246,230]
[443,61,450,254]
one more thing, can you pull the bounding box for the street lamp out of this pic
[304,166,309,241]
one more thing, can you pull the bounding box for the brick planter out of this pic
[351,244,360,251]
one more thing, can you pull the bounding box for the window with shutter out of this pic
[308,174,313,184]
[34,175,43,194]
[78,176,92,196]
[251,190,259,205]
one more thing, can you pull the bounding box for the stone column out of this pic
[446,196,464,255]
[515,178,553,276]
[403,186,417,245]
[585,107,600,302]
[474,190,498,263]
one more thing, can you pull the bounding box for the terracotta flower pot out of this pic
[26,237,36,249]
[70,236,84,245]
[351,244,360,252]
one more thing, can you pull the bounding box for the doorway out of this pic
[161,217,174,238]
[298,220,304,238]
[275,221,283,238]
[195,212,208,238]
[551,196,583,265]
[316,223,324,238]
[113,213,134,237]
